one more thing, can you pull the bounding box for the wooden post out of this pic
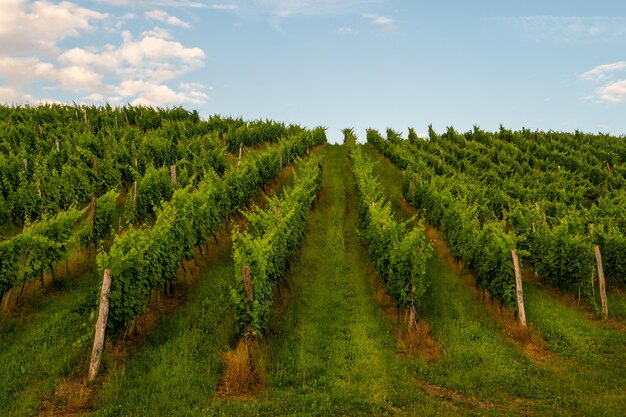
[242,266,253,301]
[237,143,243,168]
[169,164,177,185]
[407,284,417,333]
[1,288,13,312]
[89,195,97,226]
[88,268,112,382]
[22,158,28,172]
[594,245,608,320]
[511,249,527,327]
[55,138,59,152]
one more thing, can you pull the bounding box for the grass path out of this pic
[210,145,493,416]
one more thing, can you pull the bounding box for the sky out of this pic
[1,1,626,143]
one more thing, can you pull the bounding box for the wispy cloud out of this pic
[145,9,191,27]
[209,4,238,10]
[93,0,208,8]
[335,26,358,36]
[363,13,396,33]
[580,61,626,104]
[253,0,349,17]
[505,16,626,43]
[580,61,626,82]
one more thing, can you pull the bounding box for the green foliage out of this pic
[0,207,85,295]
[78,190,120,249]
[133,165,174,221]
[0,106,238,228]
[231,158,322,336]
[347,130,432,310]
[369,124,626,298]
[99,128,326,334]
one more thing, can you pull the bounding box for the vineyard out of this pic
[0,105,625,417]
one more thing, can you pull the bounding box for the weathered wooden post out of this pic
[241,265,259,367]
[89,195,97,225]
[88,268,112,382]
[243,266,253,302]
[511,249,527,327]
[407,284,417,333]
[133,157,138,204]
[594,245,608,320]
[55,138,60,152]
[237,143,243,168]
[170,164,177,185]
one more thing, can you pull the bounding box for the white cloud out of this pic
[593,80,626,103]
[253,0,359,17]
[0,3,207,108]
[580,61,626,82]
[0,57,56,85]
[114,79,207,106]
[0,0,107,55]
[57,66,103,92]
[145,9,191,28]
[22,95,63,105]
[335,26,358,36]
[92,0,207,8]
[84,93,105,101]
[580,61,626,104]
[507,16,626,43]
[363,13,396,32]
[0,57,101,94]
[209,4,239,10]
[56,28,207,105]
[0,86,22,103]
[60,29,205,83]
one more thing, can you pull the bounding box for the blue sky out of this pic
[1,1,626,142]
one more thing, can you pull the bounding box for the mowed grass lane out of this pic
[210,145,481,416]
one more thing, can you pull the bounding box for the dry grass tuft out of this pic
[369,263,439,362]
[218,339,265,398]
[38,378,97,417]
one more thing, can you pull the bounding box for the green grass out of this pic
[607,291,626,320]
[0,270,98,417]
[207,145,507,416]
[92,240,238,417]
